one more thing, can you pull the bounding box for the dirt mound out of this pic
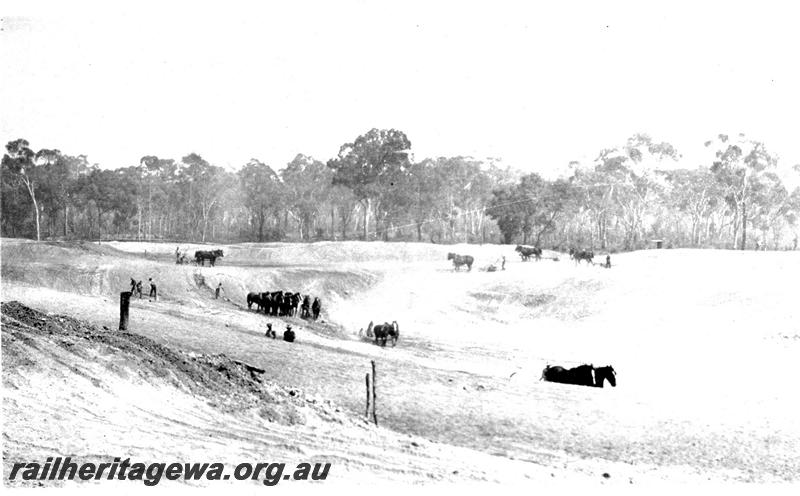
[1,301,346,426]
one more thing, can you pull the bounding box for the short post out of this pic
[365,373,371,419]
[371,360,378,426]
[119,291,132,331]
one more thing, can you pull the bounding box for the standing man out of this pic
[136,280,143,299]
[501,256,506,271]
[605,255,611,269]
[149,278,157,301]
[215,282,224,299]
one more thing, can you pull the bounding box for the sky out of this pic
[2,1,800,180]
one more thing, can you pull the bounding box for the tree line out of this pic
[3,130,799,251]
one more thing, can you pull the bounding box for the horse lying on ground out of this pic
[592,365,616,387]
[195,249,224,266]
[447,252,474,271]
[366,320,400,347]
[541,364,616,387]
[515,245,542,261]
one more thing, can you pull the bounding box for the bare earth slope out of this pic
[2,238,800,486]
[2,301,555,488]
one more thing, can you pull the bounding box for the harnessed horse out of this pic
[247,292,263,310]
[447,252,474,271]
[569,248,594,265]
[195,249,224,266]
[367,321,400,347]
[515,245,542,261]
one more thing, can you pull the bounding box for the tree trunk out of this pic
[740,201,747,250]
[363,198,370,241]
[137,201,142,241]
[23,178,41,241]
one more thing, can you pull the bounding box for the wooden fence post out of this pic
[119,291,132,331]
[371,360,378,426]
[365,373,371,419]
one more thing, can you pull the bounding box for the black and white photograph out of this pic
[2,1,799,491]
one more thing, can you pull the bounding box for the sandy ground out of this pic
[2,238,800,488]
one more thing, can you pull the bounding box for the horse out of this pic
[515,245,542,261]
[195,249,224,266]
[370,321,400,347]
[269,291,283,316]
[447,252,474,271]
[311,297,321,320]
[569,248,594,265]
[281,293,293,316]
[593,365,616,387]
[541,364,616,387]
[291,292,301,317]
[540,364,596,387]
[247,292,262,310]
[260,292,272,315]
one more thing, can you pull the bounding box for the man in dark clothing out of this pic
[136,280,143,298]
[605,255,611,269]
[130,278,137,293]
[312,297,321,320]
[301,295,311,319]
[149,278,157,301]
[501,256,506,270]
[283,325,295,343]
[215,282,224,299]
[265,323,276,338]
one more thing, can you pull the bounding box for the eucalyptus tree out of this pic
[327,128,412,240]
[238,159,283,241]
[706,134,777,249]
[2,139,43,240]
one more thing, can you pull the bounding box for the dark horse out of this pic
[515,245,542,261]
[447,252,474,271]
[367,320,400,347]
[247,292,263,310]
[541,364,616,387]
[593,365,617,388]
[569,248,594,265]
[195,249,224,266]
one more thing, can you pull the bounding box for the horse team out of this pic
[247,291,321,320]
[364,320,400,347]
[174,248,225,266]
[447,246,602,270]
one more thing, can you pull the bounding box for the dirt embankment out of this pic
[3,300,566,487]
[1,301,347,426]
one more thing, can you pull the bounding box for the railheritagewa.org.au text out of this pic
[8,457,331,486]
